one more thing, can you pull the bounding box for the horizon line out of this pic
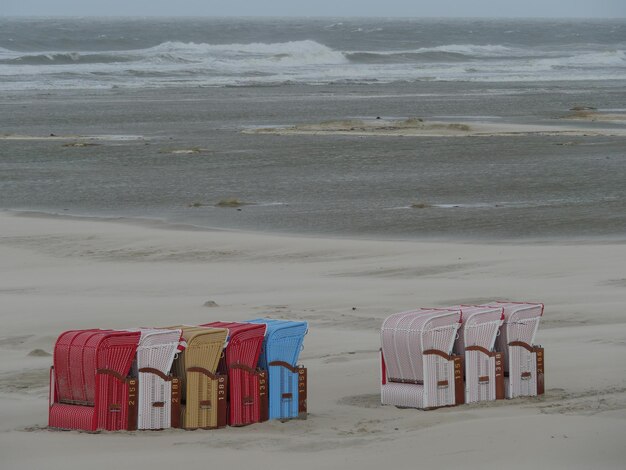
[1,14,625,20]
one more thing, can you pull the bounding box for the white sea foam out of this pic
[1,39,625,90]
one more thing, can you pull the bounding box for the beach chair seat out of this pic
[479,302,544,398]
[201,322,267,426]
[246,319,308,420]
[49,329,141,431]
[380,309,463,409]
[449,305,505,403]
[166,326,228,429]
[134,328,183,430]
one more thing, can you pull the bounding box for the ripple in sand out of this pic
[338,394,382,409]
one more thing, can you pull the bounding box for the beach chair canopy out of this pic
[200,322,266,370]
[246,319,308,367]
[481,302,544,346]
[54,329,141,405]
[135,328,183,374]
[451,305,504,354]
[166,325,228,376]
[381,308,462,384]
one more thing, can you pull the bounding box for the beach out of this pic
[1,211,626,469]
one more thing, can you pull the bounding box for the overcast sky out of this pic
[3,0,626,18]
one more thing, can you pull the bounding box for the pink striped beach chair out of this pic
[480,302,545,398]
[450,305,505,403]
[380,308,464,409]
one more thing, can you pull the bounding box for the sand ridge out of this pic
[242,117,626,138]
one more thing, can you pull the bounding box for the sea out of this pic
[1,17,625,239]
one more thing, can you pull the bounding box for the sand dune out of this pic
[1,211,625,469]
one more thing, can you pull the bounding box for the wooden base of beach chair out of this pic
[464,348,505,403]
[298,366,308,419]
[535,346,544,395]
[178,373,228,430]
[268,361,306,420]
[381,352,462,410]
[170,377,181,428]
[227,366,270,427]
[259,370,269,422]
[506,342,539,398]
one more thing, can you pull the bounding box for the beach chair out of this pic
[201,322,267,426]
[380,309,463,409]
[449,305,505,403]
[480,302,545,398]
[134,328,183,430]
[166,325,228,429]
[49,329,141,431]
[246,319,308,420]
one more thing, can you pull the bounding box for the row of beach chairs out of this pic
[380,301,544,409]
[48,319,308,431]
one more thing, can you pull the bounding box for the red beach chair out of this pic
[49,329,141,431]
[201,322,267,426]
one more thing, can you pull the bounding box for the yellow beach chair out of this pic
[167,325,228,429]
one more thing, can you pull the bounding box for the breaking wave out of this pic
[0,40,347,67]
[1,39,625,90]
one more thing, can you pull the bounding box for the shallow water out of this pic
[1,18,625,239]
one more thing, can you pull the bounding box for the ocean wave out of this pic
[0,40,348,67]
[0,52,134,65]
[344,44,535,64]
[142,40,348,66]
[542,50,626,69]
[346,51,473,64]
[1,39,625,90]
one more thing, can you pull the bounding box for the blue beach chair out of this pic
[246,319,308,420]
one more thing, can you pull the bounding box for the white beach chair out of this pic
[134,328,183,430]
[380,308,463,409]
[450,305,505,403]
[480,302,544,398]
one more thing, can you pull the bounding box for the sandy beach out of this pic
[1,211,625,469]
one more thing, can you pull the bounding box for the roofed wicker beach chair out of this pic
[134,328,183,430]
[449,305,505,403]
[479,302,545,398]
[200,322,267,426]
[166,325,228,429]
[49,329,141,431]
[246,319,308,420]
[380,308,463,409]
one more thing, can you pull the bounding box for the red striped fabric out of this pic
[49,403,96,430]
